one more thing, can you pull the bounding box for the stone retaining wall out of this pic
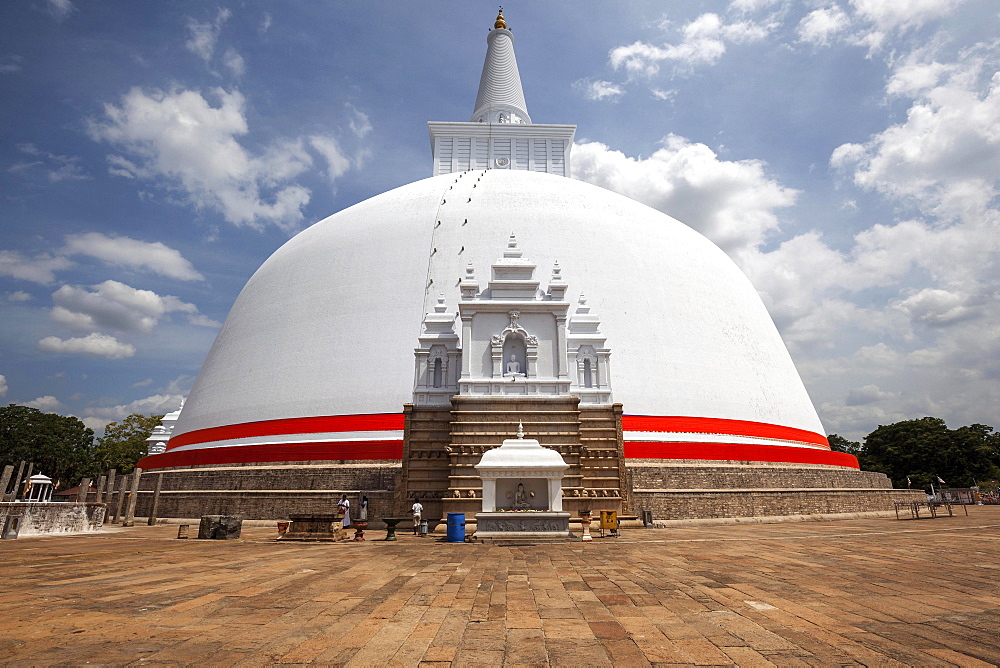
[132,462,400,525]
[627,460,923,520]
[627,461,892,490]
[132,458,922,524]
[0,502,106,535]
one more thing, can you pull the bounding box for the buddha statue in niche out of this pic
[506,354,520,374]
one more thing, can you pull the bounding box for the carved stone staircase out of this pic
[399,398,626,529]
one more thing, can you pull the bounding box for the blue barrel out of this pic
[446,513,465,543]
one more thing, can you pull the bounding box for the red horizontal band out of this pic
[624,441,858,469]
[623,415,829,448]
[140,440,404,469]
[167,413,405,450]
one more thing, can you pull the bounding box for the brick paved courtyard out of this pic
[1,508,999,666]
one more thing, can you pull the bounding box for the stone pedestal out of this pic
[279,514,338,541]
[198,514,243,540]
[474,511,572,542]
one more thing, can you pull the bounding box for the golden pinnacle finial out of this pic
[494,7,506,30]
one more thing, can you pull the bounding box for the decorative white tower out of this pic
[428,9,576,176]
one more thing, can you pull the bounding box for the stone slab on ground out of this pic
[0,507,998,666]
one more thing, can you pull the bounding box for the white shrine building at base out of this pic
[135,11,909,525]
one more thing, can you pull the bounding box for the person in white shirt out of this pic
[338,494,351,529]
[411,500,423,535]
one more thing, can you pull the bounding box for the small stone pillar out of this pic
[123,468,142,527]
[12,461,26,500]
[77,478,91,502]
[580,510,593,541]
[94,475,107,504]
[147,473,163,526]
[0,465,12,502]
[105,469,117,514]
[21,463,34,499]
[112,475,128,524]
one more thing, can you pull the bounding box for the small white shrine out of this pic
[25,474,54,503]
[473,422,574,541]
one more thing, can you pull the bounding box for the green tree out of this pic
[861,417,1000,488]
[947,424,1000,485]
[93,413,163,474]
[861,417,951,488]
[0,404,95,487]
[828,434,861,456]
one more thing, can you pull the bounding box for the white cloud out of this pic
[573,135,797,256]
[309,135,351,183]
[38,333,136,359]
[90,86,321,230]
[831,53,1000,218]
[186,8,231,64]
[24,395,63,411]
[886,50,955,97]
[893,288,979,326]
[0,374,7,398]
[346,103,372,139]
[845,384,898,406]
[86,393,185,421]
[850,0,966,33]
[186,313,222,328]
[7,290,33,302]
[797,6,850,46]
[575,79,625,101]
[0,251,72,284]
[0,55,24,74]
[81,416,110,433]
[9,143,88,182]
[50,280,198,334]
[223,48,245,78]
[45,0,75,21]
[63,232,204,281]
[729,0,781,12]
[844,0,968,52]
[132,378,154,388]
[609,13,772,75]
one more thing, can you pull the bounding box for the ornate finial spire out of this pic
[504,233,523,258]
[471,7,530,124]
[434,292,448,313]
[517,420,524,439]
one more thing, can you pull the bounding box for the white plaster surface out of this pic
[172,170,825,448]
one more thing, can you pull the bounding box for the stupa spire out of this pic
[427,9,575,176]
[471,8,531,124]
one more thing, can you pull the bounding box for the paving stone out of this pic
[1,508,998,666]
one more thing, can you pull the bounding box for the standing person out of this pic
[338,494,351,529]
[411,498,423,535]
[359,495,368,522]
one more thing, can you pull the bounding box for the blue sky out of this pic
[1,1,998,441]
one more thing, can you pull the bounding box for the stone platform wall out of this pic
[628,460,924,520]
[132,457,924,524]
[132,462,400,525]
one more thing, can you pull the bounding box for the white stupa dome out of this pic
[147,169,844,469]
